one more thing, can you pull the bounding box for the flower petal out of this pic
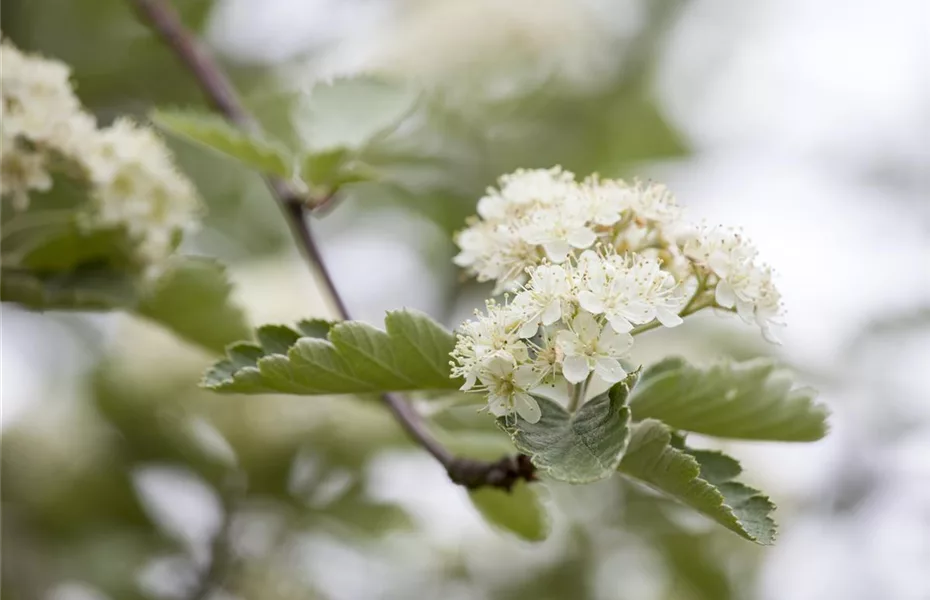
[607,315,634,333]
[556,329,580,354]
[562,356,591,383]
[594,357,626,383]
[572,312,601,342]
[708,251,731,277]
[513,392,541,423]
[736,298,755,323]
[577,290,605,315]
[567,226,597,249]
[760,321,783,345]
[598,326,633,354]
[459,373,477,391]
[543,240,571,263]
[487,393,509,417]
[656,306,684,328]
[541,298,562,325]
[715,279,737,308]
[562,355,591,384]
[518,319,539,339]
[513,365,539,389]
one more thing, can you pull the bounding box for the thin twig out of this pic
[130,0,534,492]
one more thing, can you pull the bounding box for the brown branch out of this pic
[130,0,535,491]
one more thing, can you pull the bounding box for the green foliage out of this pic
[629,357,829,441]
[152,110,294,178]
[153,108,378,194]
[618,420,777,545]
[300,147,372,191]
[203,309,461,394]
[1,222,250,352]
[498,374,636,483]
[469,482,550,542]
[1,264,137,310]
[293,76,419,151]
[136,257,251,353]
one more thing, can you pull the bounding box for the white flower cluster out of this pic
[452,167,785,422]
[454,167,682,292]
[682,226,783,343]
[451,251,684,423]
[0,39,95,208]
[1,39,202,271]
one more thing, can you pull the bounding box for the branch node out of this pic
[447,454,537,491]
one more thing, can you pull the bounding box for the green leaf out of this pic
[469,482,549,542]
[152,110,293,178]
[299,147,372,190]
[618,420,777,545]
[135,257,250,353]
[19,222,136,271]
[293,76,418,151]
[629,357,829,442]
[0,264,137,311]
[202,309,459,394]
[497,374,636,483]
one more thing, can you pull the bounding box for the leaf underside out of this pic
[498,373,636,484]
[629,357,829,441]
[468,482,550,542]
[152,110,294,178]
[136,257,251,353]
[618,419,777,545]
[202,309,461,395]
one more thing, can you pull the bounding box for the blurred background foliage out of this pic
[2,0,929,599]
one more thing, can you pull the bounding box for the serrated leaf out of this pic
[152,110,293,177]
[618,420,777,544]
[629,357,829,442]
[498,374,636,483]
[135,257,250,353]
[202,309,459,394]
[686,449,742,485]
[469,482,549,542]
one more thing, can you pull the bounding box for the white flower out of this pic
[450,301,528,391]
[454,222,539,292]
[452,167,792,417]
[580,175,626,226]
[624,180,681,223]
[519,202,597,262]
[0,40,96,207]
[496,166,577,208]
[575,251,684,333]
[683,226,785,342]
[750,268,784,344]
[81,118,203,272]
[0,40,202,275]
[479,355,541,423]
[512,264,571,338]
[556,311,632,384]
[0,136,52,209]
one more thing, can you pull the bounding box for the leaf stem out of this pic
[129,0,534,492]
[630,275,714,336]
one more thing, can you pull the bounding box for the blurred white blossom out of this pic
[82,118,202,271]
[0,39,95,208]
[0,39,202,273]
